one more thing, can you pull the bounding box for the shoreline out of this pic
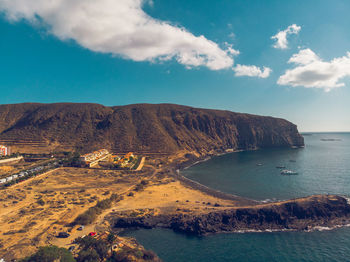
[172,148,269,205]
[121,221,350,236]
[112,194,350,236]
[110,148,350,236]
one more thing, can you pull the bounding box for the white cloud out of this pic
[271,24,301,49]
[224,42,240,56]
[278,48,350,91]
[233,64,272,78]
[0,0,272,78]
[0,0,236,70]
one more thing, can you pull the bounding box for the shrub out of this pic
[134,184,144,192]
[140,180,148,186]
[20,245,75,262]
[37,199,45,206]
[143,250,157,260]
[134,249,143,259]
[73,194,119,225]
[76,249,99,262]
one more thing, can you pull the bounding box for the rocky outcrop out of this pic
[0,103,304,153]
[113,195,350,235]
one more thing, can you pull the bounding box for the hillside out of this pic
[0,103,304,154]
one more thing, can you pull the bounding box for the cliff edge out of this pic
[0,103,304,154]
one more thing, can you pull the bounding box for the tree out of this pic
[20,245,75,262]
[76,249,99,262]
[94,241,109,259]
[75,236,108,260]
[107,233,116,253]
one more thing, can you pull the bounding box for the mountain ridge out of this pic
[0,103,304,154]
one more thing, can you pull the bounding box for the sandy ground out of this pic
[0,167,139,259]
[0,158,240,260]
[113,181,237,215]
[0,165,14,174]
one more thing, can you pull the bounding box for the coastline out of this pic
[171,148,276,205]
[173,150,259,205]
[111,194,350,236]
[110,147,350,236]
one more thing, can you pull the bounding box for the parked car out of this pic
[77,225,84,231]
[68,246,75,252]
[88,232,97,237]
[57,232,70,238]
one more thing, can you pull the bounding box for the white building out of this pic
[0,145,8,156]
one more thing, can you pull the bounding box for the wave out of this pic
[306,223,350,232]
[183,157,212,170]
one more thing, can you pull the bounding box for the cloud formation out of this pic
[233,64,272,78]
[0,0,237,70]
[278,49,350,91]
[271,24,301,49]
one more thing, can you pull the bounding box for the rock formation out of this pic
[0,103,304,153]
[113,195,350,235]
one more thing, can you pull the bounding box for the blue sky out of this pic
[0,0,349,132]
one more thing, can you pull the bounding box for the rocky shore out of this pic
[109,147,350,236]
[112,195,350,235]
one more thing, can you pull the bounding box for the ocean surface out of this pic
[123,133,350,262]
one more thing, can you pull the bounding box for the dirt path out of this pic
[50,162,160,248]
[0,156,23,165]
[135,157,146,171]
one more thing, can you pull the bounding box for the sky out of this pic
[0,0,349,132]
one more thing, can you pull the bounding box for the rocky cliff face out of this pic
[113,195,350,235]
[0,103,304,153]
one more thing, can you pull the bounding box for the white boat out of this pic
[281,169,298,175]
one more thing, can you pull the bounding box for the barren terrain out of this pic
[0,156,241,260]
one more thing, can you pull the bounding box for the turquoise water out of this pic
[123,133,350,262]
[124,227,350,262]
[183,133,350,201]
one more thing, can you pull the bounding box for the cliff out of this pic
[112,195,350,235]
[0,103,304,153]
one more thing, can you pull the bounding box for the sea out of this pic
[122,133,350,262]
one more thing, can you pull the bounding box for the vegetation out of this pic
[20,234,158,261]
[20,245,75,262]
[0,152,21,160]
[75,236,109,261]
[73,234,158,262]
[37,199,45,206]
[75,235,157,261]
[110,246,157,262]
[134,180,148,192]
[132,156,142,170]
[62,151,81,167]
[73,194,119,225]
[76,249,99,262]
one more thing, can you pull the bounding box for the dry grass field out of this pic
[0,161,238,260]
[0,167,138,259]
